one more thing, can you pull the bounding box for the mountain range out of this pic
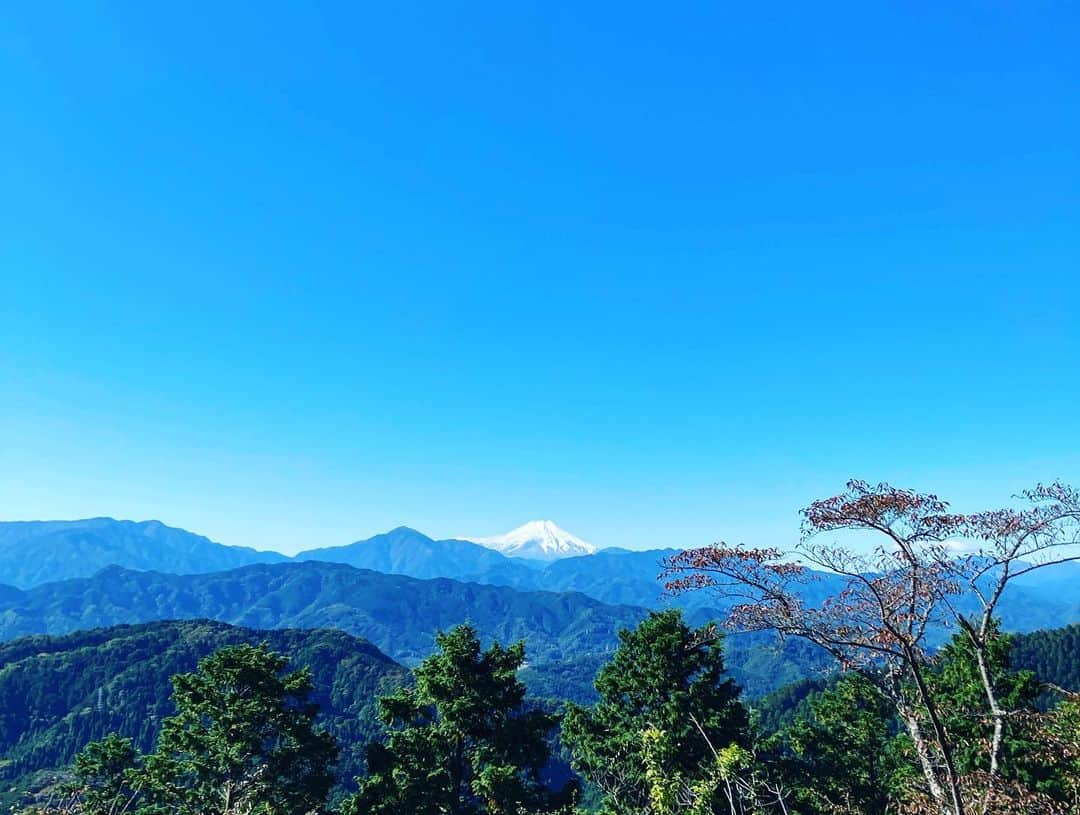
[1,515,1078,701]
[1,514,1079,807]
[1,517,1078,634]
[0,560,647,669]
[299,526,689,608]
[0,518,595,589]
[0,519,286,589]
[294,526,536,582]
[0,519,776,624]
[0,518,688,609]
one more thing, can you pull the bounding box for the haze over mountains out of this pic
[0,517,692,610]
[0,518,600,589]
[0,560,650,668]
[0,518,718,621]
[0,517,1073,696]
[0,519,287,589]
[1,517,1078,635]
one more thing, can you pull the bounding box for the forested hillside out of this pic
[1011,623,1080,692]
[0,562,647,670]
[0,561,841,700]
[3,558,1069,707]
[749,623,1080,740]
[4,483,1080,814]
[19,611,1080,815]
[0,620,406,793]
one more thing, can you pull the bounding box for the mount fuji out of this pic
[463,520,598,561]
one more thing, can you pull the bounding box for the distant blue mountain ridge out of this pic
[0,518,286,589]
[0,518,1076,635]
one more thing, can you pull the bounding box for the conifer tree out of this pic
[66,733,142,815]
[929,624,1042,785]
[343,624,574,815]
[781,673,897,814]
[136,643,338,815]
[561,610,748,815]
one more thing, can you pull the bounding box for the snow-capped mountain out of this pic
[464,520,597,561]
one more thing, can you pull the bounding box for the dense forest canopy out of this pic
[6,611,1079,815]
[0,620,406,799]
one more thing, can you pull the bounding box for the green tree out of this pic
[136,643,338,815]
[1038,696,1080,809]
[343,624,573,815]
[561,610,748,815]
[780,673,897,814]
[929,624,1042,783]
[65,733,142,815]
[915,624,1077,812]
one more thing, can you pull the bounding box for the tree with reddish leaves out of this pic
[662,480,1080,815]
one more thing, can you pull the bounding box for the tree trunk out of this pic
[908,656,967,815]
[902,710,947,807]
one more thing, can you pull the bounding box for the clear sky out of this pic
[2,3,1077,556]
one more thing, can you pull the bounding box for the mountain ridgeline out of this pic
[1,517,1079,668]
[0,518,609,587]
[0,561,648,668]
[0,519,286,589]
[0,520,1071,639]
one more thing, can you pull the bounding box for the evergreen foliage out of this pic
[929,625,1043,783]
[344,624,575,815]
[66,734,141,815]
[5,615,1080,814]
[1010,623,1080,693]
[0,620,404,791]
[780,673,897,814]
[135,643,338,815]
[561,610,748,815]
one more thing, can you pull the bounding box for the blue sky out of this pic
[2,3,1078,555]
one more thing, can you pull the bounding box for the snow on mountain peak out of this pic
[464,520,597,561]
